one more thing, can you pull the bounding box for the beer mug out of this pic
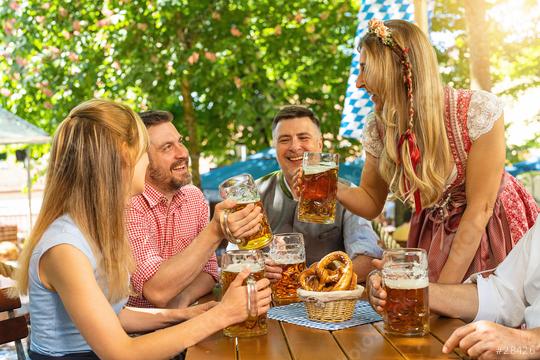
[370,248,429,336]
[220,250,267,338]
[219,174,272,250]
[267,233,307,305]
[298,152,339,224]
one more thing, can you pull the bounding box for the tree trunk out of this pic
[463,0,492,91]
[181,75,201,187]
[414,0,428,35]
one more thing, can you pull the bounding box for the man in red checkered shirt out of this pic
[127,111,263,308]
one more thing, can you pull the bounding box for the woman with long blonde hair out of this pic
[16,99,271,359]
[337,19,538,283]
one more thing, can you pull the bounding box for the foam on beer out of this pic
[270,255,305,265]
[223,263,264,273]
[269,247,305,265]
[303,163,337,175]
[384,277,428,290]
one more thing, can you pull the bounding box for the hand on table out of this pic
[442,320,535,359]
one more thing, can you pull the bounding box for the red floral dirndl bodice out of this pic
[407,87,539,282]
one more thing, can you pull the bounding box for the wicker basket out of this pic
[297,285,364,322]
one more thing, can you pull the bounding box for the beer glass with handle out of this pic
[220,250,268,337]
[268,233,307,305]
[298,152,339,224]
[219,173,273,250]
[370,248,429,336]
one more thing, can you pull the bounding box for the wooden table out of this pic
[186,311,469,360]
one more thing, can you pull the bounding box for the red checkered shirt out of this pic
[126,183,218,308]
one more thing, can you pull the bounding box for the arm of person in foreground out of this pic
[435,221,536,324]
[336,154,389,220]
[164,271,216,308]
[430,283,479,321]
[119,302,218,333]
[437,116,505,283]
[367,259,478,321]
[41,244,271,360]
[139,200,263,307]
[442,322,540,359]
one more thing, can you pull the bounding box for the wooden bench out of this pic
[0,225,18,243]
[0,287,28,359]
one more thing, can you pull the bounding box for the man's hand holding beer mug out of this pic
[295,152,339,224]
[291,166,303,200]
[367,248,430,337]
[367,258,386,313]
[212,198,264,242]
[265,233,307,305]
[219,174,274,250]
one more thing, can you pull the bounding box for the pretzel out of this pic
[299,262,321,291]
[318,251,353,291]
[299,251,357,291]
[349,272,358,290]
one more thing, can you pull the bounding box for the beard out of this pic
[147,161,192,193]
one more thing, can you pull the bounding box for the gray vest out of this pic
[257,171,347,265]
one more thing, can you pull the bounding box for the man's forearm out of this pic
[352,254,375,283]
[525,328,540,357]
[167,272,216,308]
[143,223,221,307]
[430,283,479,322]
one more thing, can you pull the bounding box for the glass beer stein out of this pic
[220,250,267,338]
[267,233,307,305]
[371,248,430,336]
[298,152,339,224]
[219,173,272,250]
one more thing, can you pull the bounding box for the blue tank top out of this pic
[28,215,126,356]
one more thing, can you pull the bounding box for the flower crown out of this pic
[366,19,423,214]
[368,19,394,46]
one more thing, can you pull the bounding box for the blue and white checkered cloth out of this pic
[340,0,434,141]
[268,300,382,331]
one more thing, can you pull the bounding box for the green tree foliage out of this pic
[432,0,540,162]
[0,0,361,185]
[432,0,540,95]
[1,0,538,184]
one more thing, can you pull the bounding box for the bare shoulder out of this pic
[40,243,94,290]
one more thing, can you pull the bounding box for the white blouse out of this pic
[361,89,504,158]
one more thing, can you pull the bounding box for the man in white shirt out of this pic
[368,214,540,359]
